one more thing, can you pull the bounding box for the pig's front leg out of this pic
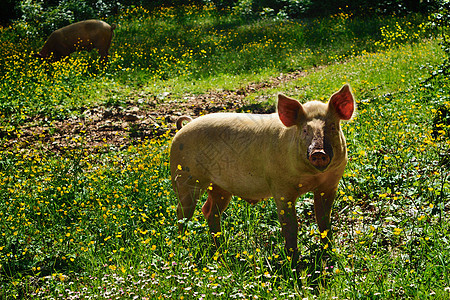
[274,196,299,262]
[313,184,338,242]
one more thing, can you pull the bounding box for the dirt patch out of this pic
[2,70,308,152]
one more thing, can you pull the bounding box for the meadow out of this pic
[0,5,449,299]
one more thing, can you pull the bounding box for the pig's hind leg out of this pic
[202,184,232,244]
[175,180,205,233]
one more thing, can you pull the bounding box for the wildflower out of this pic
[58,274,68,282]
[393,228,402,235]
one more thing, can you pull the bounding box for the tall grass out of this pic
[0,5,449,299]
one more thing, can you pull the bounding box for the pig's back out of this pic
[174,112,281,148]
[171,112,285,196]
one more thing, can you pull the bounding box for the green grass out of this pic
[1,5,450,299]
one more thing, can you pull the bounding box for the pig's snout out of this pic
[307,135,333,170]
[309,150,331,170]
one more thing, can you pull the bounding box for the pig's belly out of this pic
[209,169,272,201]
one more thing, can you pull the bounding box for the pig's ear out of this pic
[277,94,303,127]
[329,84,355,120]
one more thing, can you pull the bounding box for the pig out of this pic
[35,19,116,62]
[170,85,355,260]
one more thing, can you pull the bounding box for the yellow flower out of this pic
[109,265,117,271]
[393,228,402,235]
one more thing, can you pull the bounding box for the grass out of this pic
[1,5,450,299]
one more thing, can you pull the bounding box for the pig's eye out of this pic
[330,123,336,131]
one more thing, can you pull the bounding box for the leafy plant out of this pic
[14,0,120,38]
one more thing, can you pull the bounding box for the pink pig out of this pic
[170,85,355,258]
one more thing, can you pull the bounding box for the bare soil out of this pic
[2,70,308,152]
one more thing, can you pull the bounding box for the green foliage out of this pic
[14,0,120,38]
[231,0,310,19]
[222,0,439,19]
[0,0,20,25]
[429,1,450,78]
[425,1,450,156]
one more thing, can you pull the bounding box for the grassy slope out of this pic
[0,6,449,299]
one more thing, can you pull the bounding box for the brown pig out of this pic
[170,85,355,259]
[35,19,116,62]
